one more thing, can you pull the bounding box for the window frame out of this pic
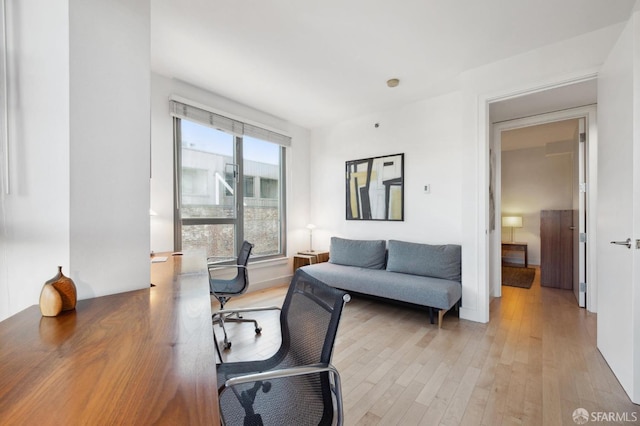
[173,117,287,260]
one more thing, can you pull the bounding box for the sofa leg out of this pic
[438,309,446,329]
[429,307,448,327]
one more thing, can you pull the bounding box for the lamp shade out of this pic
[502,216,523,228]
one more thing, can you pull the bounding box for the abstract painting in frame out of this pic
[346,153,404,221]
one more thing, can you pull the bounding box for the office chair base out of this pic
[213,312,262,350]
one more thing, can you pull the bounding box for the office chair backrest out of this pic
[277,269,348,366]
[275,270,349,423]
[236,240,253,284]
[216,269,349,425]
[208,241,253,297]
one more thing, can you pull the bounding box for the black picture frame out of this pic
[345,153,404,221]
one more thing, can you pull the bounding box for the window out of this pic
[244,176,255,198]
[182,168,208,197]
[171,101,288,259]
[260,178,278,199]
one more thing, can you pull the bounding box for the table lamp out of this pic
[502,216,523,242]
[306,224,316,252]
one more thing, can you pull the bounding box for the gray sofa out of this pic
[301,237,462,328]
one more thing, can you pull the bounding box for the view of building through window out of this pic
[177,119,284,259]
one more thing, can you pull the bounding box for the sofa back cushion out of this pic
[329,237,387,269]
[386,240,461,282]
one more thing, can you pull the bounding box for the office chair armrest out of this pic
[207,255,235,262]
[218,363,344,424]
[214,306,281,316]
[207,264,247,271]
[220,363,339,392]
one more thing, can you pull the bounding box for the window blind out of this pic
[169,100,291,147]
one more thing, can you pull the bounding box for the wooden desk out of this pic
[502,242,528,268]
[0,254,220,425]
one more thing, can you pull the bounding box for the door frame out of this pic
[487,102,598,312]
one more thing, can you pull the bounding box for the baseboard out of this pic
[248,274,292,293]
[459,306,489,323]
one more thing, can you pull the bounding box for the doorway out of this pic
[489,104,597,312]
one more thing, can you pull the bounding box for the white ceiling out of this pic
[151,0,636,129]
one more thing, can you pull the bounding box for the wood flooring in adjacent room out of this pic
[214,267,638,425]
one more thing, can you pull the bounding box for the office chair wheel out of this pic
[255,327,262,334]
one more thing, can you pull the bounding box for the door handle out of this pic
[610,238,631,249]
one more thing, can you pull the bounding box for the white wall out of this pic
[69,0,151,299]
[307,22,628,324]
[457,22,626,323]
[1,6,631,324]
[309,92,463,249]
[0,0,71,321]
[501,146,575,265]
[0,0,150,321]
[150,74,311,290]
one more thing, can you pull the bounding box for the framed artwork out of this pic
[346,153,404,221]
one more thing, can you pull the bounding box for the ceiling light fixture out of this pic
[387,78,400,88]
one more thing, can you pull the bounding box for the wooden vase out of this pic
[39,266,77,317]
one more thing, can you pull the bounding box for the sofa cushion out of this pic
[329,237,387,269]
[386,240,461,282]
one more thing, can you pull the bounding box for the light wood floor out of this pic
[214,267,639,425]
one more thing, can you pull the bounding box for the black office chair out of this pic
[216,269,350,426]
[209,241,258,350]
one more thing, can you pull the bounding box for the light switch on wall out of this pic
[424,184,431,194]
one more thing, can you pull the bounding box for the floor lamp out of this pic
[502,216,523,242]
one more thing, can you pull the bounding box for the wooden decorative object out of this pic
[39,266,77,317]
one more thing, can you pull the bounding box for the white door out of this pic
[596,15,639,404]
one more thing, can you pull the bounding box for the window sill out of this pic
[249,256,289,269]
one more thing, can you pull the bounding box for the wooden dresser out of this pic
[540,209,574,289]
